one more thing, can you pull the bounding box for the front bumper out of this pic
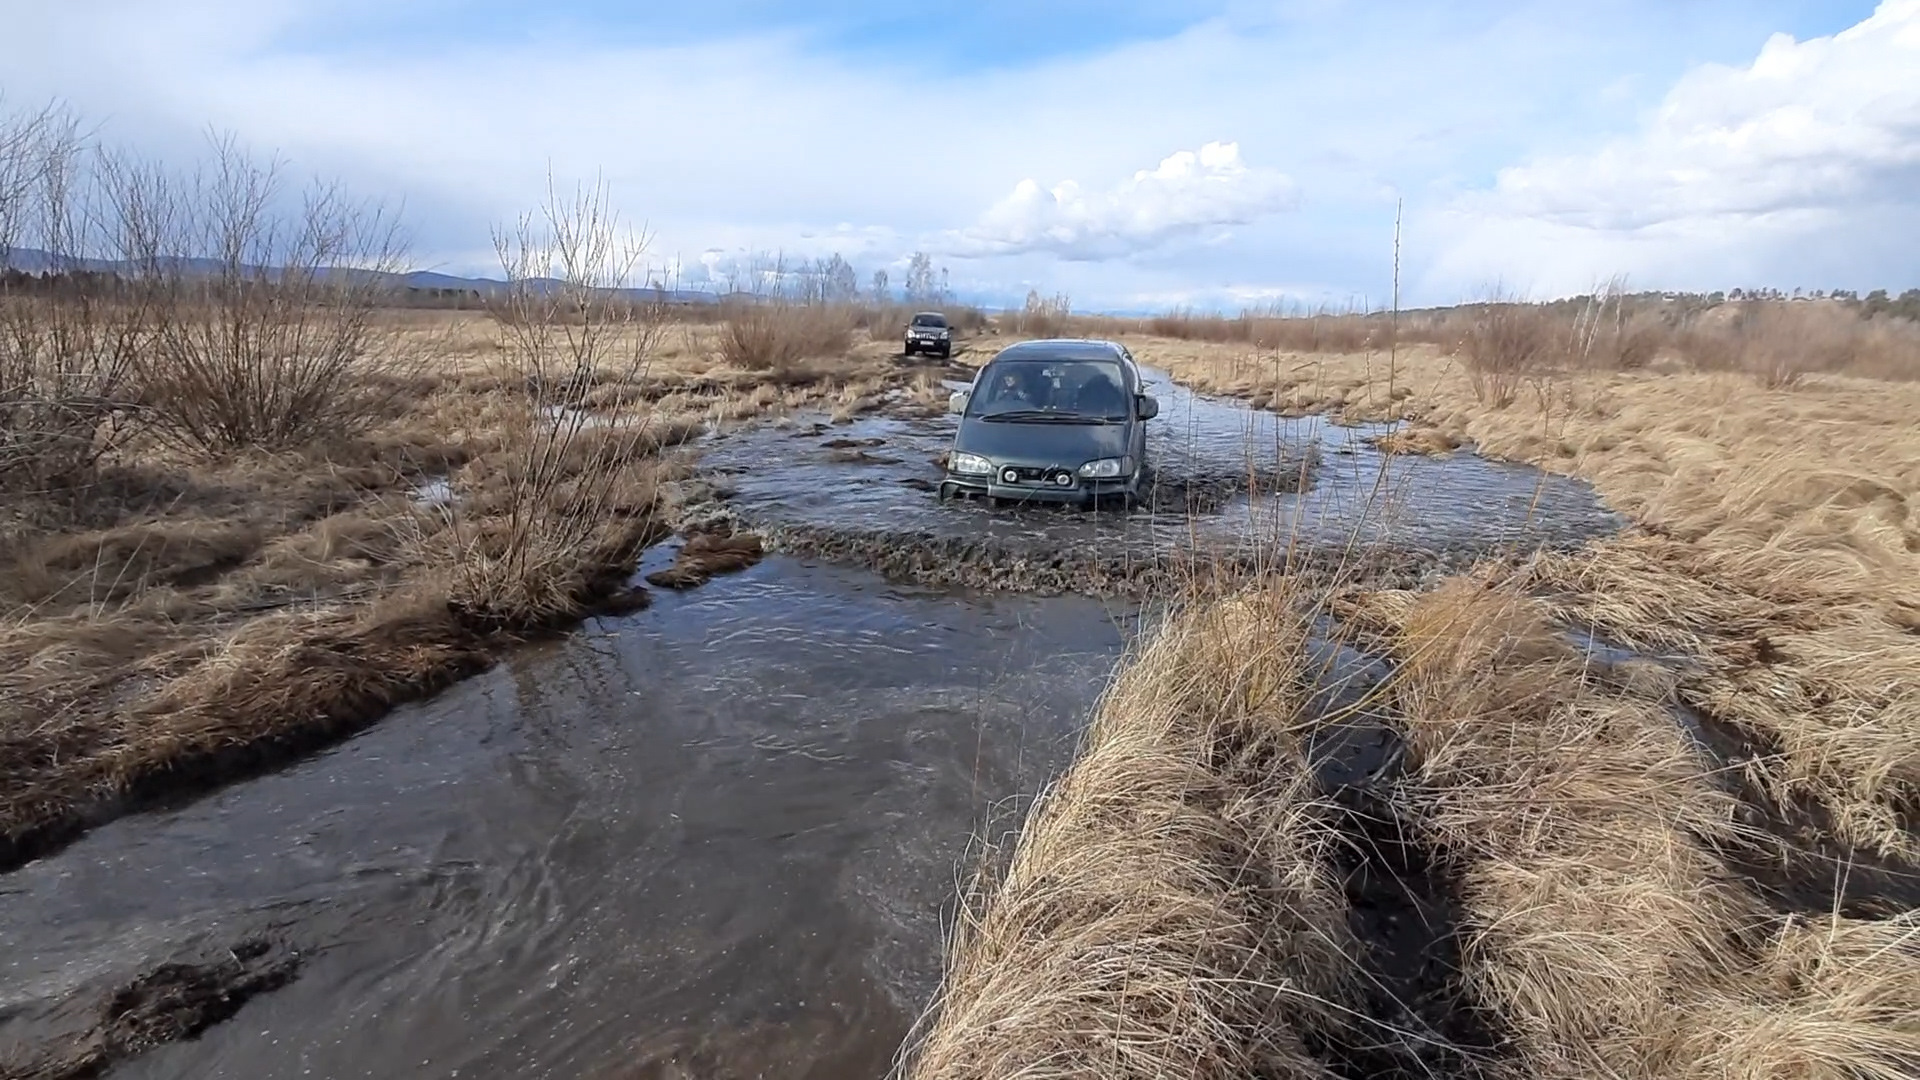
[905,335,951,350]
[939,471,1136,504]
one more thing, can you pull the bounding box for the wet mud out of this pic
[1680,700,1920,919]
[3,939,301,1080]
[1572,626,1920,918]
[1283,639,1504,1080]
[643,531,766,590]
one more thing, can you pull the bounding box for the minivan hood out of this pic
[952,416,1128,466]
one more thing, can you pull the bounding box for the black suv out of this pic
[904,312,952,358]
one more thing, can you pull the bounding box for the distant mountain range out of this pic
[0,248,719,306]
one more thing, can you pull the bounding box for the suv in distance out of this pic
[904,311,952,358]
[939,339,1158,507]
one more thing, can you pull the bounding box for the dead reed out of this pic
[901,587,1361,1080]
[1377,578,1920,1080]
[717,300,856,371]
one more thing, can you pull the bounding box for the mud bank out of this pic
[5,939,302,1080]
[0,516,670,876]
[731,516,1490,597]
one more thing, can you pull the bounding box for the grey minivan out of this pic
[939,339,1158,506]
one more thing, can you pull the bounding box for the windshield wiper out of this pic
[978,409,1114,424]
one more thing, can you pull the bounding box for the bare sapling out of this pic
[444,175,677,626]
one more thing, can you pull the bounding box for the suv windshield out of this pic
[968,360,1131,421]
[911,314,947,328]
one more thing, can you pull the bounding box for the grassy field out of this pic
[0,299,963,869]
[906,306,1920,1079]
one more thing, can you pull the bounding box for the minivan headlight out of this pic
[949,451,993,476]
[1077,456,1131,479]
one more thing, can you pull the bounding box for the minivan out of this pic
[939,339,1158,506]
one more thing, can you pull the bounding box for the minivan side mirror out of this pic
[948,390,971,415]
[1136,394,1159,420]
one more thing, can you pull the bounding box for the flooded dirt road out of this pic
[701,369,1623,592]
[0,370,1628,1079]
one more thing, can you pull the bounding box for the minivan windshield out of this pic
[911,313,948,328]
[967,360,1131,421]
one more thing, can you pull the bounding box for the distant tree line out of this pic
[710,249,953,308]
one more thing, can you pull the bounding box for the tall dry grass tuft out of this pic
[1511,537,1920,863]
[902,586,1361,1080]
[1376,578,1920,1080]
[716,299,855,372]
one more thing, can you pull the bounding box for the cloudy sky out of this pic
[2,0,1914,310]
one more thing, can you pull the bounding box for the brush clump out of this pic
[902,587,1361,1080]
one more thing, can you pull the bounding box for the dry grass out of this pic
[0,278,914,864]
[718,301,857,372]
[1373,579,1920,1080]
[1127,324,1920,857]
[922,308,1918,1077]
[902,587,1360,1080]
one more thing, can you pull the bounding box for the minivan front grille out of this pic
[999,465,1076,487]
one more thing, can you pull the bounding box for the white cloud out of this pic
[951,142,1298,260]
[1496,1,1920,228]
[1431,0,1920,297]
[4,1,1898,307]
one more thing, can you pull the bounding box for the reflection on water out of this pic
[0,557,1129,1079]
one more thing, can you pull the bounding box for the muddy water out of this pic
[0,376,1631,1079]
[703,369,1623,569]
[0,556,1130,1079]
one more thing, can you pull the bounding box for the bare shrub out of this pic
[1565,279,1664,371]
[0,103,147,491]
[1147,306,1248,343]
[1246,309,1387,354]
[1676,301,1920,387]
[442,178,679,628]
[717,299,854,371]
[1456,299,1557,406]
[1140,304,1401,353]
[111,137,408,452]
[1003,290,1073,337]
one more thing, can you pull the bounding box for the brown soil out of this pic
[4,939,301,1080]
[644,531,767,590]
